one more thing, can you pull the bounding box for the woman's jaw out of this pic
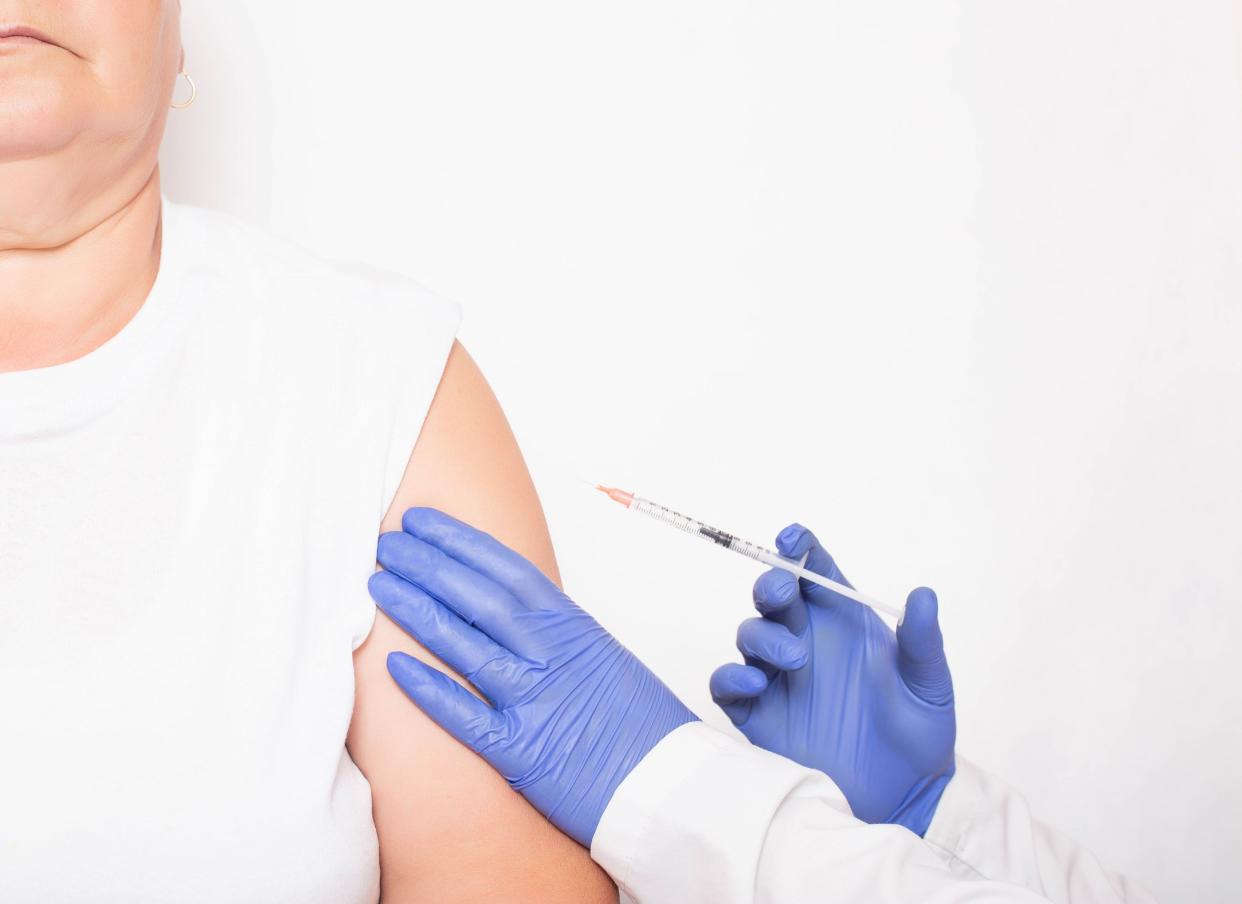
[0,1,181,249]
[0,2,179,374]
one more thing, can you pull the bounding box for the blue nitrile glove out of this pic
[369,508,698,848]
[709,524,956,836]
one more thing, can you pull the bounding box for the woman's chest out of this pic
[0,411,382,902]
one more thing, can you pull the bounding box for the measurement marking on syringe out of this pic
[595,485,904,620]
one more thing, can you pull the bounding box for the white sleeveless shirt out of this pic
[0,197,461,902]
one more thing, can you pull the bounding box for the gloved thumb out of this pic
[896,587,954,706]
[709,662,768,726]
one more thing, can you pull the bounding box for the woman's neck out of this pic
[0,170,164,374]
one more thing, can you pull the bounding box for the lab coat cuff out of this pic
[923,755,1000,876]
[591,721,851,899]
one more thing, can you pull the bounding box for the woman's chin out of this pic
[0,85,87,162]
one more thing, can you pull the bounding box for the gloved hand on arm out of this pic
[709,523,956,836]
[367,507,698,848]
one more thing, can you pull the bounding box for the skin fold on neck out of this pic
[0,169,164,375]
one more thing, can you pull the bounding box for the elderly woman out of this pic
[0,4,615,902]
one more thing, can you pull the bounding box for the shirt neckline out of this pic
[0,195,187,440]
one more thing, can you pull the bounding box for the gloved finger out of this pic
[736,617,809,673]
[377,531,535,658]
[753,567,809,634]
[709,663,768,725]
[401,508,564,610]
[386,652,514,766]
[896,586,954,706]
[775,523,857,610]
[369,571,526,708]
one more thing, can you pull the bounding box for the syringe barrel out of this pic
[632,497,777,562]
[631,497,712,539]
[622,491,903,620]
[724,537,773,563]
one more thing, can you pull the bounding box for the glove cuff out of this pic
[889,757,957,837]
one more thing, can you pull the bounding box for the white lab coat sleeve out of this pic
[591,722,1056,904]
[922,756,1158,904]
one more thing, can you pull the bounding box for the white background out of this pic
[165,3,1242,901]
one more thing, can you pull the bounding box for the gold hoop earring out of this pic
[171,71,197,109]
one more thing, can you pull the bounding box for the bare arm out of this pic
[347,341,617,903]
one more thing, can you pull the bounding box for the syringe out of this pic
[596,486,904,620]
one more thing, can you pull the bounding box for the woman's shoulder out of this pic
[164,197,459,338]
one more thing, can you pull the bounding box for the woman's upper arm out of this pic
[347,341,617,903]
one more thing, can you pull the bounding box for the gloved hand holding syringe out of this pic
[369,491,1148,902]
[595,485,904,620]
